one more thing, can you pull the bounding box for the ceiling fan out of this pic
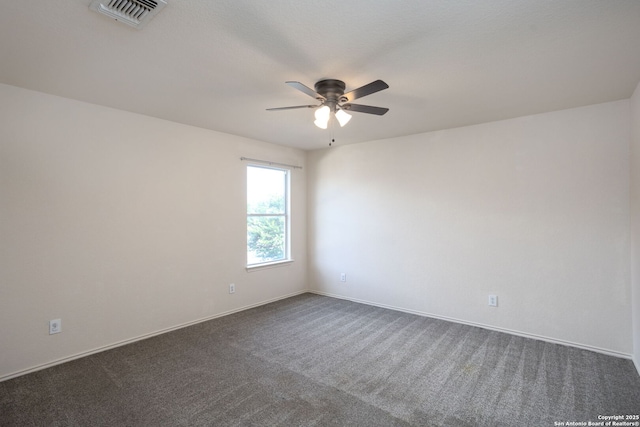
[267,79,389,129]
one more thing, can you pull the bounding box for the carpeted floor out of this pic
[1,293,639,426]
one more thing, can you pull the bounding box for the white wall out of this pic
[308,100,632,356]
[631,81,640,372]
[0,84,307,380]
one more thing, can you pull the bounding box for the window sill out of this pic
[246,259,294,272]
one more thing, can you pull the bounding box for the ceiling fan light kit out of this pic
[314,105,331,129]
[268,79,389,129]
[335,109,352,127]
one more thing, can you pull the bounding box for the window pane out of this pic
[247,216,285,264]
[247,167,286,214]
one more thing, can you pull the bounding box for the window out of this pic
[247,165,290,266]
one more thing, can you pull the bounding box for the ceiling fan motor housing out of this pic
[314,80,347,109]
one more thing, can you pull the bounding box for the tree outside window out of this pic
[247,165,289,265]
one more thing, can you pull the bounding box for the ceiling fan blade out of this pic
[286,81,326,100]
[341,103,389,115]
[341,80,389,102]
[266,105,319,111]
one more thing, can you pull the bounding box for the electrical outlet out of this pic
[488,295,498,307]
[49,319,62,335]
[340,273,346,282]
[229,283,235,294]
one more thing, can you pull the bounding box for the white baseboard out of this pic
[0,290,308,383]
[634,354,640,376]
[309,290,633,361]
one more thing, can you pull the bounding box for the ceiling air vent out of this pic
[90,0,167,29]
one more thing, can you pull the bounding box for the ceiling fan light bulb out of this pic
[335,109,352,127]
[315,105,330,121]
[314,119,328,129]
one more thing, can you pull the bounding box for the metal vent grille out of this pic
[90,0,167,29]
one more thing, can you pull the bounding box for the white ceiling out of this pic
[2,1,640,150]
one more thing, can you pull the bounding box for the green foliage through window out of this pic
[247,166,289,265]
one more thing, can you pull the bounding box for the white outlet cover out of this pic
[49,319,62,334]
[488,295,498,307]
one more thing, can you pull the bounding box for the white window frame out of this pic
[246,164,292,269]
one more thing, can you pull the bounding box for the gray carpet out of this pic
[1,293,639,426]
